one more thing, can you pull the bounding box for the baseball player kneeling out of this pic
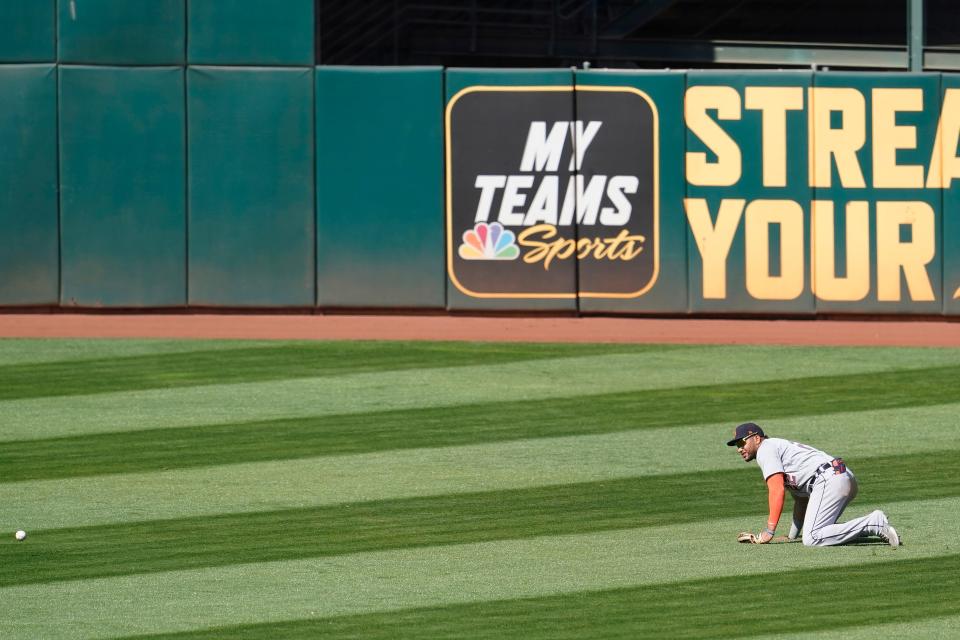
[727,422,900,548]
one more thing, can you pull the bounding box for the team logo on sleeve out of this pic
[445,86,659,298]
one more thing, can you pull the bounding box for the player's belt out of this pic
[802,458,846,491]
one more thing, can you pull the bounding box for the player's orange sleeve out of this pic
[766,473,785,530]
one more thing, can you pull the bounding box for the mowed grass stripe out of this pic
[0,340,953,399]
[0,449,952,587]
[1,351,688,442]
[767,614,960,640]
[0,341,669,401]
[4,363,960,481]
[3,496,955,640]
[5,345,956,443]
[7,401,957,531]
[0,345,960,441]
[117,554,960,640]
[0,339,287,365]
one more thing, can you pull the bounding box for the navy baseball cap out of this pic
[726,422,765,446]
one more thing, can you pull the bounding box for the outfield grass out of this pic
[0,338,957,639]
[125,553,960,639]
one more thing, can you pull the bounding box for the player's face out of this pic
[735,435,760,462]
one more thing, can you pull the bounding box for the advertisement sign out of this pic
[445,86,658,299]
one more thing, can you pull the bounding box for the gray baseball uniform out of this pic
[755,438,890,547]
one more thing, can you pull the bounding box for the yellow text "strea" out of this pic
[684,86,960,189]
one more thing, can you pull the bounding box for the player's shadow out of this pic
[775,536,901,546]
[839,538,901,546]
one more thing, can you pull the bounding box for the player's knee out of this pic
[802,530,818,547]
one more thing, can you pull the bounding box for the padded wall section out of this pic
[445,68,576,312]
[316,66,444,309]
[188,0,313,65]
[0,65,59,304]
[575,70,687,313]
[0,1,54,61]
[942,74,960,314]
[58,0,184,64]
[812,73,942,315]
[685,71,815,315]
[188,67,315,307]
[59,66,186,306]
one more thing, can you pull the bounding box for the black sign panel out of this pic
[576,87,657,297]
[446,86,658,298]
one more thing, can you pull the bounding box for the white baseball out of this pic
[14,530,26,541]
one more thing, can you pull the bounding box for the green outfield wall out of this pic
[187,66,315,307]
[57,0,185,65]
[0,64,58,305]
[3,18,960,317]
[315,66,445,309]
[0,1,54,62]
[59,66,187,307]
[187,0,314,65]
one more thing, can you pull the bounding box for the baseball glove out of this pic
[737,531,759,544]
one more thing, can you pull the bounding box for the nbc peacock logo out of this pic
[458,222,519,261]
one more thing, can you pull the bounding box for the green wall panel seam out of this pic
[938,72,945,315]
[311,66,318,308]
[442,66,449,311]
[183,0,187,67]
[571,77,582,314]
[182,64,189,307]
[56,63,63,306]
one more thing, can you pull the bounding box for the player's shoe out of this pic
[880,524,900,548]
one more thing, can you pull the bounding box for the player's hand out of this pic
[737,530,774,544]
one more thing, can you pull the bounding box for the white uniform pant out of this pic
[802,469,889,547]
